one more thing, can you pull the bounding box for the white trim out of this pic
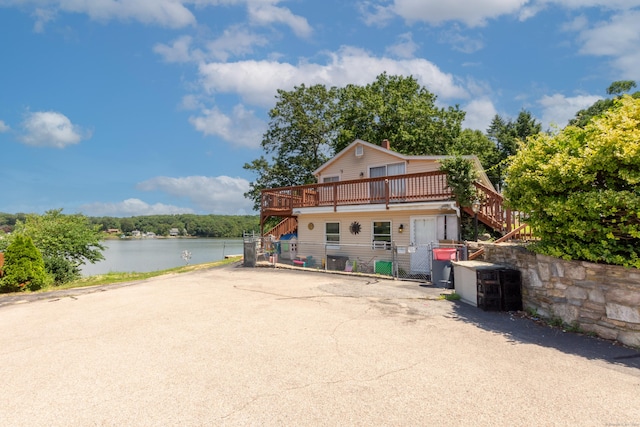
[294,200,459,215]
[322,174,340,183]
[372,219,393,251]
[324,221,341,245]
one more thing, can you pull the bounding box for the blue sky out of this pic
[1,0,639,217]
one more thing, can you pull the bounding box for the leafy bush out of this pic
[505,95,640,268]
[440,156,478,207]
[6,209,105,285]
[0,235,50,292]
[44,256,81,285]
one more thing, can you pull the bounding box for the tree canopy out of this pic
[244,73,467,210]
[504,95,640,268]
[486,110,542,189]
[0,210,105,285]
[570,80,639,128]
[335,73,465,154]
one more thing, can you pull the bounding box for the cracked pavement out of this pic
[1,263,639,426]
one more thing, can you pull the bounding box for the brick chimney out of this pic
[381,139,390,150]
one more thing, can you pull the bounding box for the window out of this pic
[323,175,339,183]
[325,222,340,244]
[369,162,406,202]
[372,221,391,250]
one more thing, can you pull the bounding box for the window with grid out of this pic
[325,222,340,244]
[372,221,391,250]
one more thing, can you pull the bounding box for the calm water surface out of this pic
[81,238,244,276]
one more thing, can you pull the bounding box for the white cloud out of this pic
[376,0,529,27]
[574,10,640,79]
[32,7,57,32]
[19,111,90,148]
[361,0,640,27]
[197,46,468,108]
[0,120,9,132]
[189,104,265,148]
[537,93,602,128]
[153,35,198,63]
[80,198,195,217]
[205,25,270,61]
[10,0,197,29]
[462,97,497,131]
[137,175,254,214]
[385,32,419,59]
[247,2,312,38]
[536,0,640,9]
[439,26,484,53]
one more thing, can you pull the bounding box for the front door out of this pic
[410,216,436,274]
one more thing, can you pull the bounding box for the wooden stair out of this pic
[264,216,298,238]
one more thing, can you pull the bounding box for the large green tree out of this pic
[486,110,542,188]
[335,73,465,154]
[6,209,105,284]
[569,80,639,128]
[448,129,500,177]
[244,73,466,210]
[244,83,338,210]
[504,95,640,268]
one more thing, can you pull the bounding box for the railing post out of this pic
[385,179,390,209]
[333,183,338,212]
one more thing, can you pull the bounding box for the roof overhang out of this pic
[292,200,460,216]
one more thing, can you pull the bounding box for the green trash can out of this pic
[375,260,393,276]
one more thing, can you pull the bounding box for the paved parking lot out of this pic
[1,263,639,426]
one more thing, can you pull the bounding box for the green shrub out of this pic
[0,235,50,292]
[44,256,81,285]
[505,95,640,268]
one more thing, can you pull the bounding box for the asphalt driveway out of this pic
[1,263,639,426]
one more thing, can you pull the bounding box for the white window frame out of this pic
[325,221,341,247]
[322,175,340,183]
[371,220,392,250]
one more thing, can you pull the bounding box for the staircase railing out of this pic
[264,216,298,238]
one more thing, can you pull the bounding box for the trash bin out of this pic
[431,248,457,287]
[433,248,457,260]
[374,260,393,276]
[327,255,348,271]
[243,240,257,267]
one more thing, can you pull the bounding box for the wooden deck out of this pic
[260,170,530,239]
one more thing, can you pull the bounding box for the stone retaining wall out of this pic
[483,243,640,348]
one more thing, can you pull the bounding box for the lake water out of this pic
[81,238,244,277]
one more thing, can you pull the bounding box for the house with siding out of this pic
[260,139,521,274]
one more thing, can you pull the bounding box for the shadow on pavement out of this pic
[450,301,640,370]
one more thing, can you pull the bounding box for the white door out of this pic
[410,216,436,274]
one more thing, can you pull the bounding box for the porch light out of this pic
[398,224,404,233]
[471,200,481,214]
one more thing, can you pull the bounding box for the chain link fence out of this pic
[244,233,468,283]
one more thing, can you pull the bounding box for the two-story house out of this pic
[260,139,523,275]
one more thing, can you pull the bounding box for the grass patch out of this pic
[24,256,243,294]
[439,292,461,301]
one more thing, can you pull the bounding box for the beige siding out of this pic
[317,143,443,182]
[295,209,458,265]
[405,159,442,174]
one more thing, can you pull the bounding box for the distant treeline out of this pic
[0,213,260,238]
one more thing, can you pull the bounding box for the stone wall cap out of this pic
[452,260,511,269]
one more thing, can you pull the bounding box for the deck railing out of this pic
[261,171,452,217]
[260,171,534,241]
